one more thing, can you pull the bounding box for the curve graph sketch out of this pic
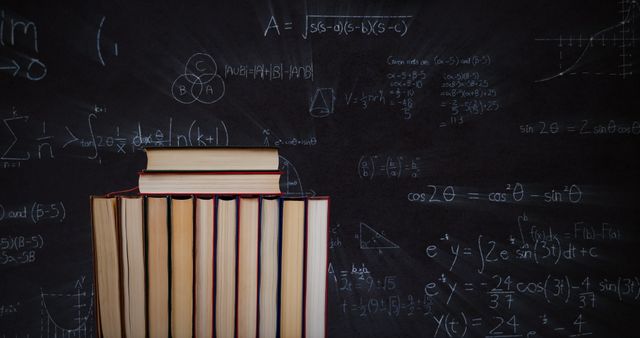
[535,0,639,82]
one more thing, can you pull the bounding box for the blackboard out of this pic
[1,0,639,336]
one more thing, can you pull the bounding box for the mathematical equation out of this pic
[223,62,313,81]
[262,129,318,147]
[0,10,47,81]
[438,72,500,128]
[420,210,635,337]
[407,183,583,205]
[357,154,422,179]
[0,107,229,168]
[343,55,496,120]
[432,311,594,337]
[0,201,65,224]
[263,15,412,39]
[427,216,622,274]
[519,119,640,136]
[0,234,44,266]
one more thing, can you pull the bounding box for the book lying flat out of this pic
[146,196,169,338]
[91,197,123,338]
[138,171,282,194]
[145,147,279,171]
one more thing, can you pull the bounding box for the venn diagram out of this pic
[171,53,226,104]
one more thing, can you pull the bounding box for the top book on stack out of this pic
[144,147,279,171]
[139,147,281,194]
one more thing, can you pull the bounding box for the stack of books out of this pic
[91,147,329,338]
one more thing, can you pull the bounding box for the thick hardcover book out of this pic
[170,196,194,338]
[138,171,282,195]
[146,196,169,338]
[119,196,146,337]
[144,146,279,171]
[258,196,281,338]
[216,196,237,338]
[195,196,215,337]
[237,197,260,338]
[280,199,306,338]
[91,196,123,338]
[305,197,330,338]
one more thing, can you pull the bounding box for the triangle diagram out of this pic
[359,222,400,249]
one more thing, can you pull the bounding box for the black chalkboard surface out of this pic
[1,0,639,336]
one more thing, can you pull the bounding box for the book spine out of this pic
[256,197,262,338]
[212,196,218,338]
[234,196,240,338]
[301,198,309,338]
[324,197,331,338]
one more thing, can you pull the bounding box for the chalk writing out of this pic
[0,302,19,319]
[407,183,583,205]
[357,222,400,251]
[0,234,44,266]
[96,16,118,67]
[438,72,500,128]
[262,129,318,147]
[0,10,46,80]
[0,107,229,167]
[0,201,65,224]
[171,53,226,104]
[263,15,412,39]
[519,119,640,136]
[310,88,335,117]
[223,61,313,81]
[358,154,422,179]
[343,54,496,120]
[40,276,93,338]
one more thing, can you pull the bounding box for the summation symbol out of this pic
[359,222,400,250]
[171,53,226,104]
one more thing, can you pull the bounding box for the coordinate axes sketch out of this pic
[40,276,93,338]
[535,0,639,82]
[171,53,226,104]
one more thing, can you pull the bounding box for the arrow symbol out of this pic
[0,59,20,77]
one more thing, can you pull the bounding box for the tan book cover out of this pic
[280,199,305,338]
[119,196,146,338]
[259,197,280,338]
[195,196,215,337]
[171,196,194,338]
[146,196,169,338]
[91,196,123,338]
[216,197,237,338]
[237,197,260,338]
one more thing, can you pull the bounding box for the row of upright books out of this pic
[90,147,330,338]
[92,195,329,338]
